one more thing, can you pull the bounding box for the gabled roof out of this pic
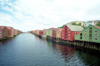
[66,25,83,31]
[57,28,62,31]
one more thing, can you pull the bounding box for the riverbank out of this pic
[33,34,100,51]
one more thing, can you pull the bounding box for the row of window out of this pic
[62,34,70,36]
[77,37,98,40]
[84,34,98,36]
[84,37,97,40]
[84,30,98,32]
[62,37,70,39]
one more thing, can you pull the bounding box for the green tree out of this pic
[72,22,76,25]
[58,25,65,28]
[77,23,81,26]
[96,23,100,26]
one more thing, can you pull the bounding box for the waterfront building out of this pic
[61,25,83,41]
[52,28,57,39]
[0,26,9,39]
[46,28,55,37]
[43,29,48,35]
[39,30,43,35]
[56,28,62,39]
[75,25,100,43]
[7,27,14,37]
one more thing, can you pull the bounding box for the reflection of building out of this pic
[60,45,75,62]
[47,41,52,48]
[75,50,100,66]
[55,44,61,52]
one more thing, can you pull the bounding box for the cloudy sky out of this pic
[0,0,100,32]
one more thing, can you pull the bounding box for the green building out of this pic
[75,25,100,43]
[46,28,53,37]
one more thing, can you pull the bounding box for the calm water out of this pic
[0,33,100,66]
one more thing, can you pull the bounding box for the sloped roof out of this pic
[43,29,48,31]
[0,26,5,29]
[7,27,12,29]
[57,28,62,31]
[94,25,100,29]
[66,25,84,31]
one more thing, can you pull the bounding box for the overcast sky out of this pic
[0,0,100,32]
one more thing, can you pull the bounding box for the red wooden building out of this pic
[7,27,13,37]
[39,30,43,35]
[61,25,83,41]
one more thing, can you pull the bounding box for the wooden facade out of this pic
[39,30,43,35]
[7,27,13,37]
[52,28,57,38]
[0,26,9,39]
[75,25,100,43]
[61,25,83,41]
[43,29,48,35]
[56,28,62,39]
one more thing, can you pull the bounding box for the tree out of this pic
[58,25,65,28]
[72,22,76,25]
[96,23,100,26]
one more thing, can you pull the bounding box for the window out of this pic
[85,31,87,32]
[69,31,70,33]
[84,37,87,39]
[95,38,97,40]
[68,37,70,39]
[84,33,87,35]
[89,27,92,30]
[95,34,97,36]
[95,31,97,32]
[65,37,67,38]
[80,33,82,36]
[69,34,70,36]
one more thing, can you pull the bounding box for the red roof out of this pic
[43,29,48,31]
[0,26,6,29]
[49,28,56,30]
[7,27,12,29]
[94,25,100,29]
[58,28,62,31]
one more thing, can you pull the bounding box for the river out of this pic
[0,33,100,66]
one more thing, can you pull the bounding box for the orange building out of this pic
[56,28,62,39]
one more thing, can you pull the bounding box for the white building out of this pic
[84,20,100,27]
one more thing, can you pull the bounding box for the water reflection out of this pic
[0,34,100,66]
[75,49,100,66]
[44,38,100,66]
